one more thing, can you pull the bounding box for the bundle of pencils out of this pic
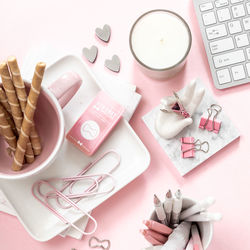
[141,190,222,250]
[0,56,46,171]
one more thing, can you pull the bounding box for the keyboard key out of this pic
[228,20,242,34]
[213,50,245,68]
[232,4,245,18]
[231,65,246,80]
[246,48,250,59]
[246,63,250,76]
[230,0,243,3]
[206,24,227,40]
[217,8,231,21]
[215,0,229,8]
[210,37,234,54]
[217,69,231,84]
[200,3,213,11]
[243,18,250,30]
[202,12,216,25]
[246,3,250,14]
[235,34,249,47]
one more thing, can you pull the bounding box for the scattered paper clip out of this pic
[199,104,222,134]
[89,236,111,250]
[32,150,121,235]
[181,137,209,158]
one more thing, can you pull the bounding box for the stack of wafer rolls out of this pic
[0,58,45,171]
[12,62,45,171]
[0,62,34,164]
[8,56,42,155]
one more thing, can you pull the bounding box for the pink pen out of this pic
[191,224,204,250]
[141,229,168,244]
[143,220,173,235]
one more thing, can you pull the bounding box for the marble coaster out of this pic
[142,78,240,176]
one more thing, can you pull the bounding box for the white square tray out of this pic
[0,55,150,241]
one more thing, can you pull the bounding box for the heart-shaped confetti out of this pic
[95,24,111,43]
[89,236,111,250]
[104,55,120,73]
[82,45,98,63]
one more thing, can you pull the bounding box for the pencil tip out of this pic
[207,196,216,205]
[154,194,160,204]
[166,189,172,198]
[210,212,222,221]
[175,189,182,199]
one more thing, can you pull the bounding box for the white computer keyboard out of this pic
[193,0,250,89]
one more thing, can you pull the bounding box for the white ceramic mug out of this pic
[148,197,213,250]
[0,72,82,180]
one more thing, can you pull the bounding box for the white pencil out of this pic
[180,196,215,220]
[154,194,167,225]
[191,224,204,250]
[162,222,191,250]
[184,212,222,222]
[171,190,183,225]
[163,190,173,226]
[185,238,194,250]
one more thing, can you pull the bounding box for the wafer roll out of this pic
[12,62,46,171]
[0,104,17,153]
[0,86,16,132]
[8,56,42,155]
[1,104,16,133]
[0,62,34,163]
[0,86,11,112]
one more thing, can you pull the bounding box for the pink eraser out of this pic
[66,91,124,156]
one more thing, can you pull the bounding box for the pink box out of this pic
[66,91,124,156]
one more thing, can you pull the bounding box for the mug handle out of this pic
[48,72,82,108]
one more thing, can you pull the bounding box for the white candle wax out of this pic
[130,10,191,79]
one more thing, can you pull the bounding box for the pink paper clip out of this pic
[32,150,120,235]
[181,137,209,158]
[199,104,222,134]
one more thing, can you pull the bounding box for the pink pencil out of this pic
[191,224,204,250]
[143,220,173,235]
[141,229,168,244]
[141,231,163,246]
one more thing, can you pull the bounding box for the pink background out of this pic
[0,0,250,249]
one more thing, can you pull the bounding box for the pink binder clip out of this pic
[181,137,209,158]
[199,104,222,134]
[32,150,120,235]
